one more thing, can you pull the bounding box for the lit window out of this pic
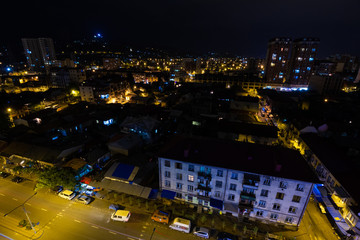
[258,200,266,208]
[188,175,194,182]
[276,192,284,200]
[292,195,301,203]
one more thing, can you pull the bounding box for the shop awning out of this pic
[161,190,176,200]
[210,198,223,210]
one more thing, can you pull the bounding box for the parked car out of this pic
[217,232,238,240]
[11,176,24,183]
[193,227,210,238]
[52,185,63,193]
[111,210,131,222]
[318,202,326,214]
[58,190,76,200]
[169,217,191,233]
[151,210,170,224]
[75,194,92,205]
[0,172,10,178]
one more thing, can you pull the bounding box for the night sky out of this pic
[2,0,359,58]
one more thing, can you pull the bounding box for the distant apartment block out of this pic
[287,38,319,85]
[265,38,292,83]
[158,136,317,227]
[22,38,56,70]
[265,37,319,85]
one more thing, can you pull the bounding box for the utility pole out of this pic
[149,227,156,240]
[4,192,38,234]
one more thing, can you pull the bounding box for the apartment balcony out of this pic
[242,173,260,189]
[242,179,259,189]
[240,191,256,201]
[197,184,212,192]
[198,171,212,181]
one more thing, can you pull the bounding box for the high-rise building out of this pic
[264,38,292,83]
[287,38,319,85]
[22,38,56,70]
[265,37,319,85]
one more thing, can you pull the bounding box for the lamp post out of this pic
[149,227,156,240]
[4,192,38,234]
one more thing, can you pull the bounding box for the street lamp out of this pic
[4,192,38,234]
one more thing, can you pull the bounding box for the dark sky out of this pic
[2,0,359,58]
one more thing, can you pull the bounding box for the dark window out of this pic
[273,203,281,210]
[215,181,222,188]
[260,189,269,197]
[175,162,182,169]
[188,164,194,172]
[229,183,237,191]
[165,160,170,167]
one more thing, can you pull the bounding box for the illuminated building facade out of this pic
[22,38,56,70]
[264,38,291,83]
[287,38,319,85]
[158,136,317,227]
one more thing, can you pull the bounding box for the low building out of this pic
[158,136,318,227]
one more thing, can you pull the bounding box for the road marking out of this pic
[0,193,5,196]
[91,225,99,229]
[41,208,47,212]
[79,219,144,240]
[25,203,31,206]
[12,198,18,201]
[109,231,117,235]
[74,220,81,223]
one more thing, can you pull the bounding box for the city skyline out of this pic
[1,0,360,58]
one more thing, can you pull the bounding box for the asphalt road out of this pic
[280,197,341,240]
[0,178,205,240]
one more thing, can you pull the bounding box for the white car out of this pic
[111,210,131,222]
[58,190,76,200]
[75,194,92,205]
[193,227,210,239]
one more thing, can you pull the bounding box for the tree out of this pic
[0,111,12,132]
[37,167,77,189]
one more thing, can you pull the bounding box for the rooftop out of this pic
[159,135,319,183]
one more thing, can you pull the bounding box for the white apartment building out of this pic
[158,136,318,227]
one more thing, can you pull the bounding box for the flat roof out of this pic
[159,135,319,183]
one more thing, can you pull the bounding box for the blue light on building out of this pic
[295,69,300,73]
[309,57,314,61]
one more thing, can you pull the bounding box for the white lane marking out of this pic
[41,208,48,212]
[0,193,5,196]
[74,219,81,223]
[12,198,18,201]
[91,225,99,229]
[109,231,117,235]
[25,203,31,206]
[80,219,144,240]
